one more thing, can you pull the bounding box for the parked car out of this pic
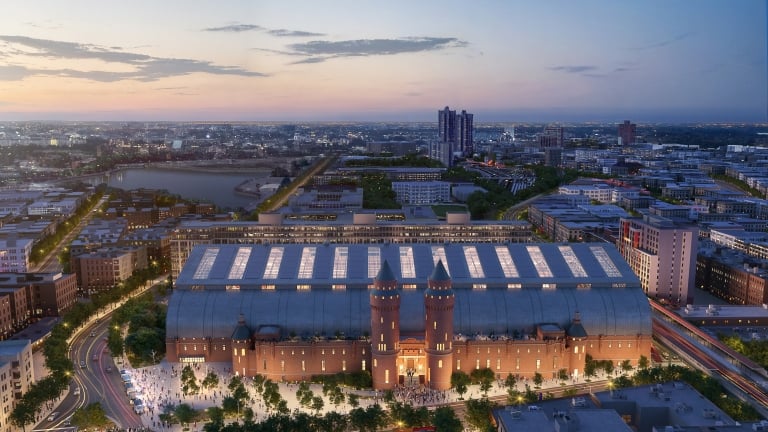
[47,412,59,422]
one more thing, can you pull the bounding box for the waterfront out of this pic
[96,167,273,210]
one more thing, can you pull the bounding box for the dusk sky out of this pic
[1,1,766,122]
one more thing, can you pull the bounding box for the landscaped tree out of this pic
[347,392,360,409]
[228,375,249,403]
[465,398,496,432]
[349,404,388,432]
[10,399,37,432]
[432,406,463,432]
[558,368,569,383]
[310,396,325,415]
[638,355,650,370]
[533,372,544,389]
[71,402,113,431]
[470,367,495,396]
[202,371,220,389]
[451,370,471,400]
[175,403,198,428]
[181,365,199,395]
[603,360,615,377]
[621,360,633,374]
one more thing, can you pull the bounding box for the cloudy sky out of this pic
[0,0,765,122]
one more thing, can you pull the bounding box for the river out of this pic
[90,167,273,210]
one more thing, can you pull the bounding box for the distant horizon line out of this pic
[1,119,767,126]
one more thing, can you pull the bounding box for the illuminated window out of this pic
[332,284,346,290]
[193,248,219,279]
[494,246,519,277]
[399,246,416,279]
[227,247,251,280]
[508,283,522,289]
[558,246,587,277]
[591,246,622,277]
[527,246,553,277]
[262,247,284,279]
[297,284,310,291]
[438,360,443,368]
[297,247,317,279]
[463,246,485,278]
[368,247,381,278]
[332,247,348,279]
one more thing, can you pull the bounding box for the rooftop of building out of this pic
[495,382,756,432]
[168,242,649,340]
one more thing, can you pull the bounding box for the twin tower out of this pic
[369,259,454,390]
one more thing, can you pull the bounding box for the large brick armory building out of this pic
[166,242,652,390]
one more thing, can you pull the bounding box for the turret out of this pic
[567,311,588,380]
[424,260,454,390]
[231,313,251,376]
[369,260,400,389]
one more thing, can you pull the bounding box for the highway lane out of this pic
[31,195,108,274]
[653,318,768,412]
[70,316,144,428]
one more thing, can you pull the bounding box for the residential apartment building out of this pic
[72,247,148,292]
[0,340,33,432]
[391,181,450,205]
[617,215,698,305]
[0,239,33,273]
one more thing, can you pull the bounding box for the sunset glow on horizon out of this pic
[1,0,766,123]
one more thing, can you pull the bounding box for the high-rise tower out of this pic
[618,120,636,145]
[369,260,400,389]
[458,110,474,156]
[424,260,454,390]
[438,106,456,143]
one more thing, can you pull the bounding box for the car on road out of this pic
[47,412,59,421]
[92,354,98,361]
[90,331,96,337]
[80,360,86,369]
[73,386,80,396]
[105,366,112,372]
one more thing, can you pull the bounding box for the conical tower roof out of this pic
[567,311,588,339]
[374,260,397,282]
[231,313,251,341]
[429,260,451,282]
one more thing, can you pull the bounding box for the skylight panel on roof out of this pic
[193,247,219,280]
[227,247,251,280]
[368,246,381,279]
[494,245,519,278]
[297,246,317,279]
[262,247,284,279]
[332,247,348,279]
[431,246,450,275]
[558,245,588,278]
[526,245,553,277]
[590,246,622,277]
[463,245,485,278]
[399,246,416,279]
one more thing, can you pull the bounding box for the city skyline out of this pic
[0,0,766,123]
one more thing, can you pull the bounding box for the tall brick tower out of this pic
[369,260,400,389]
[424,260,454,390]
